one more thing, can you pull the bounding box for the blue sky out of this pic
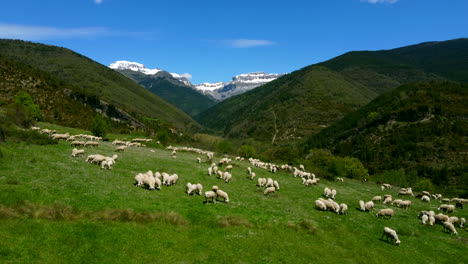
[1,0,467,84]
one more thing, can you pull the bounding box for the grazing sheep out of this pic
[441,198,450,204]
[339,203,348,215]
[223,172,232,183]
[382,227,400,245]
[155,172,162,180]
[399,200,412,209]
[315,200,327,211]
[168,174,179,186]
[429,216,435,226]
[365,201,375,211]
[257,178,266,187]
[247,167,252,175]
[376,209,394,219]
[330,189,337,200]
[197,157,201,163]
[195,184,203,195]
[266,178,274,188]
[205,191,217,203]
[186,183,197,195]
[162,173,171,185]
[273,180,280,190]
[372,196,382,203]
[115,146,126,152]
[438,204,455,213]
[448,216,459,225]
[70,141,85,147]
[71,148,85,157]
[435,213,449,224]
[359,200,366,211]
[329,199,340,213]
[264,187,276,195]
[250,172,256,180]
[208,167,213,176]
[391,199,403,207]
[143,174,156,190]
[225,165,233,172]
[383,197,393,205]
[443,221,458,235]
[215,189,229,203]
[134,173,145,187]
[421,215,429,225]
[421,195,431,202]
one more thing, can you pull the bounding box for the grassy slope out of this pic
[0,39,198,130]
[118,70,217,117]
[196,38,468,142]
[0,124,466,263]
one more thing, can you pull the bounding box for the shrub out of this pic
[14,91,42,121]
[90,114,109,137]
[239,145,256,158]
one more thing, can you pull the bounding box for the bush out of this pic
[90,114,109,138]
[217,141,233,154]
[14,91,42,121]
[239,145,256,158]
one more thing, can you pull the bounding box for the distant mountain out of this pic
[114,68,216,117]
[304,80,468,195]
[109,61,283,101]
[0,40,199,131]
[195,38,468,143]
[195,72,285,101]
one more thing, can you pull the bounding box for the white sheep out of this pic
[339,203,348,215]
[421,195,430,202]
[359,200,366,211]
[315,200,327,211]
[421,215,429,225]
[435,213,449,224]
[376,208,394,219]
[205,191,217,203]
[330,189,337,200]
[399,200,411,209]
[383,197,393,205]
[273,180,280,190]
[186,183,197,195]
[208,167,213,176]
[372,196,382,203]
[168,174,179,185]
[266,178,274,188]
[264,187,276,195]
[438,204,455,213]
[197,157,201,163]
[134,173,145,187]
[71,148,85,157]
[195,183,203,195]
[225,165,233,172]
[257,178,266,187]
[429,216,435,226]
[162,173,171,185]
[443,221,458,235]
[381,227,400,245]
[223,172,232,183]
[143,173,156,190]
[215,189,229,203]
[250,172,256,180]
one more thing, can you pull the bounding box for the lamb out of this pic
[381,227,400,245]
[438,204,455,213]
[71,148,85,157]
[376,208,394,219]
[215,189,229,203]
[315,200,327,211]
[205,191,217,203]
[443,221,458,235]
[273,180,280,190]
[421,195,431,202]
[264,187,276,195]
[339,203,348,215]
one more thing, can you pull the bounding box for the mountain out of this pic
[195,72,285,101]
[115,68,216,117]
[195,38,468,143]
[304,80,468,195]
[0,40,199,131]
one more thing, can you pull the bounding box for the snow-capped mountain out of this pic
[194,72,284,101]
[109,60,284,101]
[109,61,192,86]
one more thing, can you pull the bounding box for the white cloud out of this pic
[0,23,115,40]
[361,0,399,4]
[181,73,192,79]
[94,0,103,4]
[228,39,276,48]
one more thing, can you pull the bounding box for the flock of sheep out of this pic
[30,126,468,246]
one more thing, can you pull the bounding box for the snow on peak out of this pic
[109,60,161,75]
[194,82,226,91]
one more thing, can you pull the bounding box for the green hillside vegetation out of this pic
[118,69,216,117]
[304,80,468,196]
[196,39,468,143]
[0,123,467,263]
[0,39,199,131]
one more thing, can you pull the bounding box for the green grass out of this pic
[0,125,467,263]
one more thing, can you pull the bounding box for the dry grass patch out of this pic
[217,215,253,228]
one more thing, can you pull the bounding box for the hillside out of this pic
[0,39,199,131]
[196,38,468,143]
[0,124,466,262]
[117,69,216,117]
[304,80,468,195]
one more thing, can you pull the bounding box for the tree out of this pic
[239,145,256,158]
[90,114,108,137]
[14,91,42,121]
